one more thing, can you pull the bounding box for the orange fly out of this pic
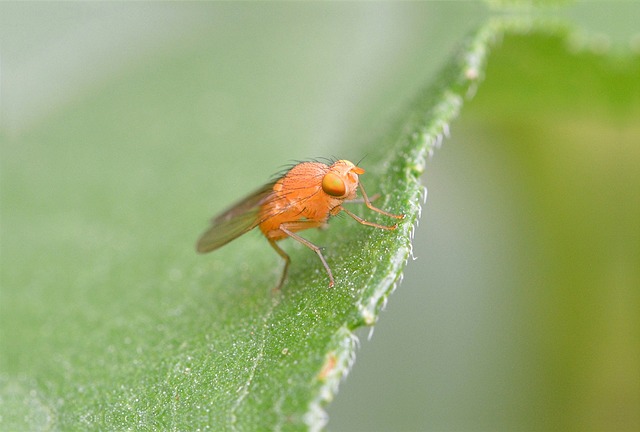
[196,159,404,289]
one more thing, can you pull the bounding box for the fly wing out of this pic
[196,181,276,253]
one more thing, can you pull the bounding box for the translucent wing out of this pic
[196,181,276,253]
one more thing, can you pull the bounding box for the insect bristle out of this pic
[270,163,297,180]
[270,158,334,181]
[356,154,368,166]
[311,156,337,166]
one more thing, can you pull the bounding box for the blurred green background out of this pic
[330,33,640,431]
[2,2,639,431]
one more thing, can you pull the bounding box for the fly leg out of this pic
[338,183,405,230]
[345,193,380,204]
[279,224,335,288]
[268,239,290,291]
[358,183,404,220]
[341,207,399,230]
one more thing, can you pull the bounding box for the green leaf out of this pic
[2,2,639,431]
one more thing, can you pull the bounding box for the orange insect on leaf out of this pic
[196,159,404,290]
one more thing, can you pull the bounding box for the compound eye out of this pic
[322,172,346,197]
